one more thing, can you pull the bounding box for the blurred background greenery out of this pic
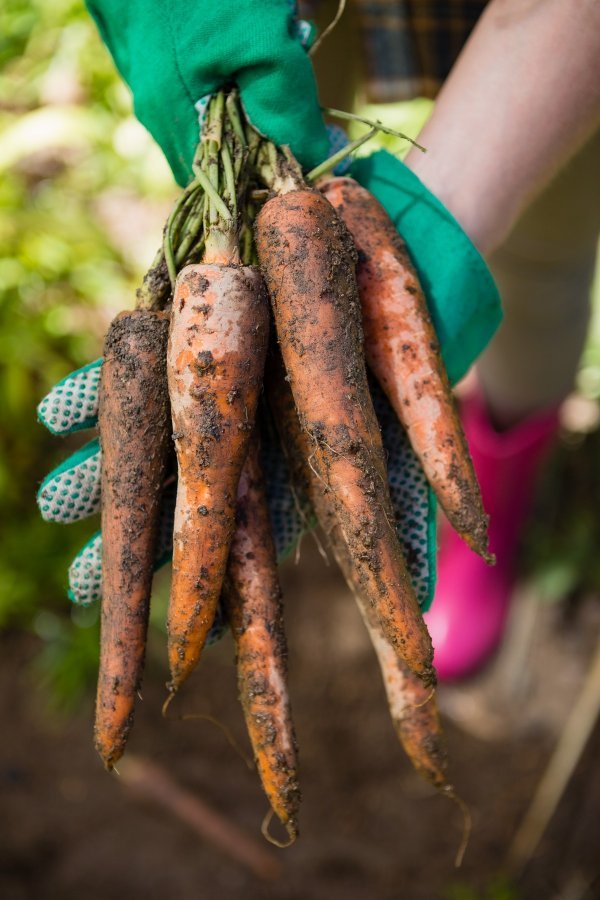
[0,0,179,708]
[1,0,599,711]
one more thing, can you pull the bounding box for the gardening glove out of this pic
[85,0,330,185]
[36,359,435,610]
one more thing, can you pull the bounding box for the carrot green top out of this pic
[85,0,329,186]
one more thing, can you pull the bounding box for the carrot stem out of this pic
[306,128,377,182]
[200,92,243,263]
[323,107,427,153]
[309,0,346,57]
[255,141,304,195]
[175,195,206,266]
[226,91,247,148]
[193,166,231,224]
[221,140,237,219]
[135,246,169,311]
[164,181,203,286]
[203,90,225,147]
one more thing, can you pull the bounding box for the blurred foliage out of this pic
[0,1,598,710]
[519,266,600,606]
[445,877,521,900]
[352,98,434,159]
[31,602,100,713]
[521,426,600,605]
[0,0,175,707]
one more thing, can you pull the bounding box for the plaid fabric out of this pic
[302,0,489,103]
[355,0,489,101]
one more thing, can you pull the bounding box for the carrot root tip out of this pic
[261,808,298,849]
[95,737,123,773]
[464,533,495,566]
[409,686,436,710]
[162,691,177,718]
[442,786,472,868]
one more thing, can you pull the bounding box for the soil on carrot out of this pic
[166,265,269,689]
[321,177,490,561]
[224,439,300,839]
[96,309,171,769]
[1,541,599,900]
[257,194,434,685]
[136,253,171,312]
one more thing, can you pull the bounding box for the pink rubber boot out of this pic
[424,392,559,681]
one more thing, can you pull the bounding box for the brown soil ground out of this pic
[1,541,599,900]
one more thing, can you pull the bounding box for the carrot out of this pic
[355,604,448,789]
[337,538,449,789]
[95,308,171,769]
[166,263,269,690]
[223,434,300,843]
[357,597,472,870]
[321,177,492,562]
[256,189,435,686]
[266,363,448,788]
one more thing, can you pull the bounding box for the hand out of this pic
[37,359,438,611]
[85,0,330,185]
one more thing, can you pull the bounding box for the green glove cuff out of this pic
[350,150,502,386]
[86,0,330,185]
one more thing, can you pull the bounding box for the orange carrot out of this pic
[355,605,448,789]
[223,435,300,842]
[95,308,171,769]
[167,263,269,690]
[267,366,448,790]
[257,190,435,685]
[321,177,492,561]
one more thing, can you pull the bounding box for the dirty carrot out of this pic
[334,526,449,791]
[166,263,269,690]
[165,91,270,690]
[321,177,492,562]
[95,308,171,769]
[363,593,472,867]
[329,525,470,867]
[356,605,449,789]
[223,434,300,844]
[266,361,448,788]
[256,177,435,686]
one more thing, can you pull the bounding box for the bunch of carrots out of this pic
[95,90,490,847]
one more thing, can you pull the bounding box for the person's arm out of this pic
[404,0,600,256]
